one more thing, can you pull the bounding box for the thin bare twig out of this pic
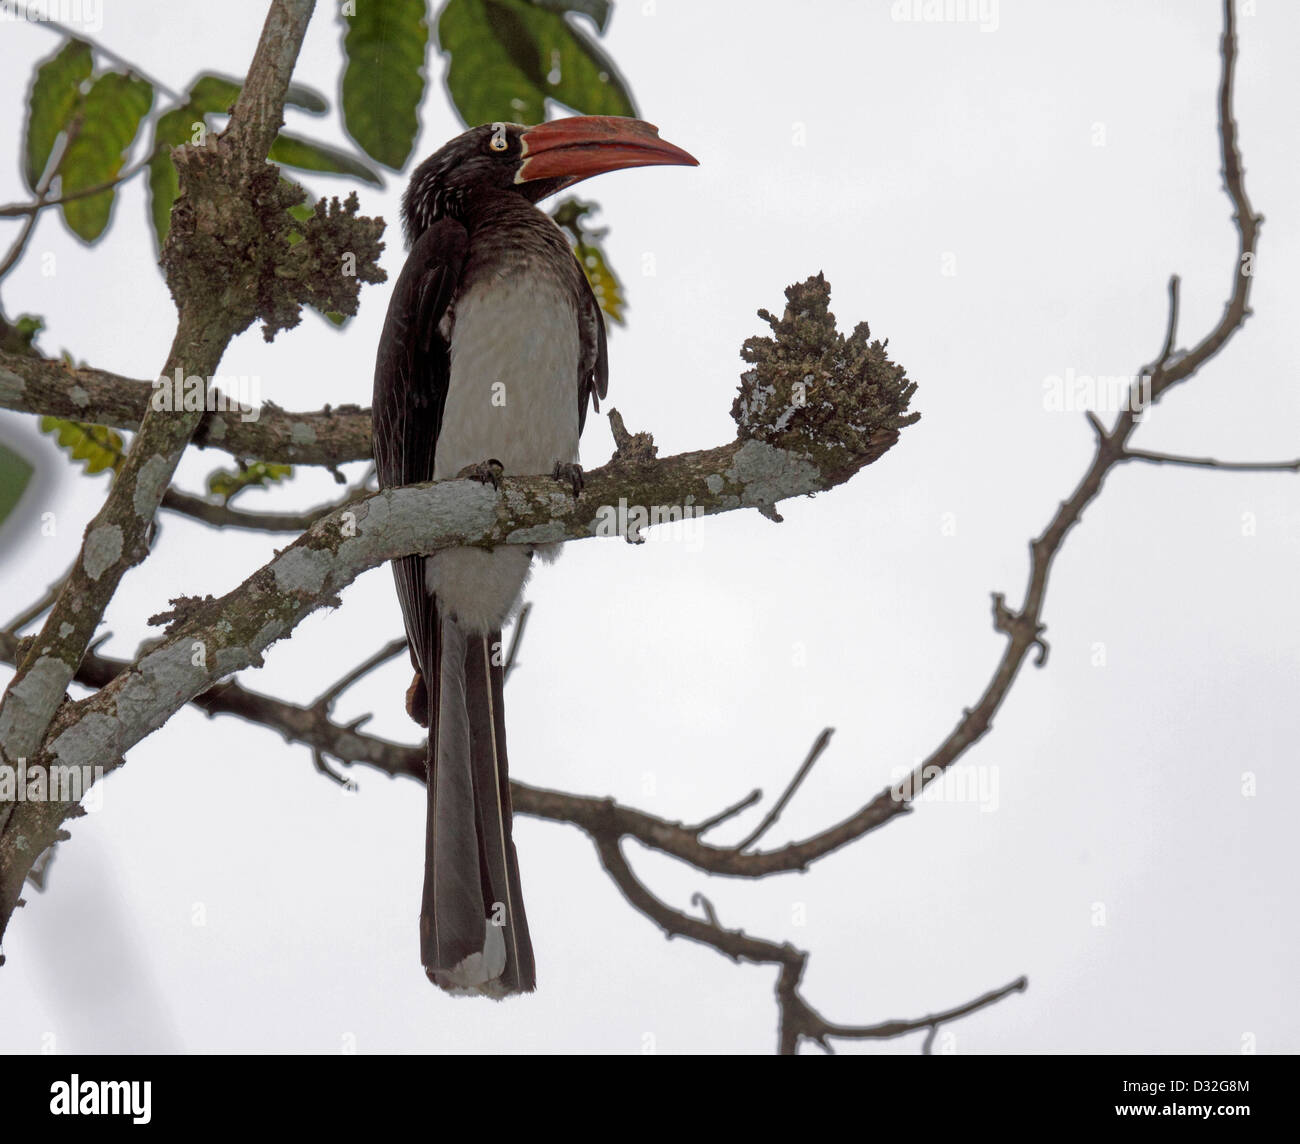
[503,603,532,682]
[1122,449,1299,473]
[690,891,721,928]
[309,638,407,715]
[875,0,1263,831]
[0,200,44,283]
[734,728,833,852]
[311,747,353,789]
[691,788,762,837]
[1,568,70,636]
[161,488,336,532]
[595,831,1026,1054]
[0,116,69,285]
[783,972,1029,1053]
[0,155,154,220]
[1155,274,1181,370]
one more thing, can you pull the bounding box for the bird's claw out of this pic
[553,461,584,497]
[457,458,505,489]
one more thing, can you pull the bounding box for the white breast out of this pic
[434,274,581,479]
[426,271,580,632]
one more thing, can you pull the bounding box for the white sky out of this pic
[1,0,1297,1053]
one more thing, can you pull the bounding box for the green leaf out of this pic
[0,442,36,529]
[285,81,331,115]
[532,0,609,32]
[39,416,126,476]
[58,72,154,243]
[186,73,242,116]
[186,73,330,116]
[146,105,206,250]
[0,313,45,355]
[549,9,637,117]
[438,0,636,127]
[341,0,429,169]
[145,74,232,251]
[551,197,625,323]
[206,461,294,501]
[23,38,93,191]
[268,133,384,186]
[439,0,544,126]
[146,70,343,251]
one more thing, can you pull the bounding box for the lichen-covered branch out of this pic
[0,0,326,766]
[41,425,901,765]
[0,0,391,941]
[0,271,916,943]
[0,349,374,465]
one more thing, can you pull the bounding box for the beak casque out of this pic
[516,116,698,186]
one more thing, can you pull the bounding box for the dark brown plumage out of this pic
[372,118,695,996]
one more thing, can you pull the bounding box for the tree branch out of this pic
[1121,448,1299,473]
[0,349,373,465]
[875,0,1264,826]
[0,156,153,220]
[0,381,904,943]
[0,0,1268,1057]
[0,108,70,285]
[160,461,374,533]
[0,0,323,942]
[308,637,407,716]
[732,728,832,853]
[160,487,334,532]
[594,831,1025,1053]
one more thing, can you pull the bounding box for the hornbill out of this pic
[372,117,696,997]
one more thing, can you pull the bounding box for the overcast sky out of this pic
[1,0,1297,1054]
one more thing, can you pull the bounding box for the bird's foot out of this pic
[457,458,505,490]
[552,461,585,497]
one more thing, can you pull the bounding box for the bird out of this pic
[372,116,697,997]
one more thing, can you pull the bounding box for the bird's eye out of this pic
[488,126,509,153]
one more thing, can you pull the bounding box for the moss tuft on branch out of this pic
[160,145,385,343]
[263,192,387,340]
[733,273,919,470]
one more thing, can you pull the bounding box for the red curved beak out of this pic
[517,116,698,187]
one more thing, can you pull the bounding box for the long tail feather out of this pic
[420,607,535,996]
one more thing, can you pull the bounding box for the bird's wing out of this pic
[372,217,469,691]
[576,280,609,436]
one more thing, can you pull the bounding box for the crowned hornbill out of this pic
[373,117,696,997]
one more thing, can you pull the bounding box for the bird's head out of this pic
[402,116,697,244]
